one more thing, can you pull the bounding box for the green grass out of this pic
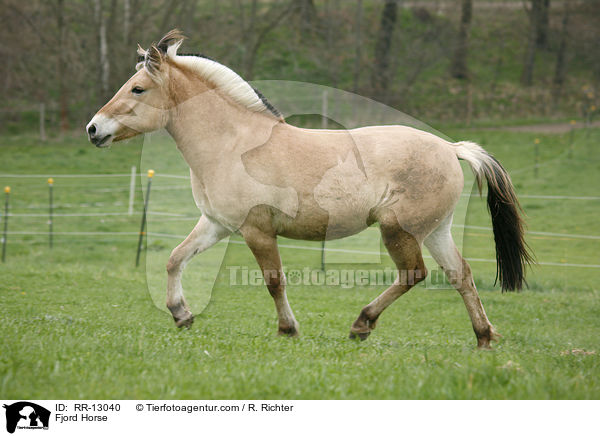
[1,126,599,399]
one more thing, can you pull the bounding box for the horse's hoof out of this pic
[476,337,494,350]
[175,314,194,329]
[278,325,299,337]
[349,331,370,341]
[476,324,500,349]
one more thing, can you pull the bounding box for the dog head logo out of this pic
[3,402,50,434]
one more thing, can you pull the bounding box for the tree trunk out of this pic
[177,0,197,35]
[450,0,472,80]
[56,0,69,132]
[352,0,363,93]
[94,0,110,103]
[242,0,258,78]
[123,0,130,43]
[521,0,542,86]
[241,1,293,80]
[552,2,570,104]
[371,0,399,96]
[324,0,337,87]
[294,0,316,34]
[536,0,550,48]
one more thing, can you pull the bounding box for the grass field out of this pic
[1,124,599,399]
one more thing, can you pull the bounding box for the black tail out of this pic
[455,141,534,291]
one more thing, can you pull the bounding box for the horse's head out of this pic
[87,29,283,148]
[86,30,186,147]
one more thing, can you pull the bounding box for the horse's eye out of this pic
[132,86,144,95]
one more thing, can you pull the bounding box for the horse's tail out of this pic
[453,141,534,291]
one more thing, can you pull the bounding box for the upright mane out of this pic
[137,29,283,120]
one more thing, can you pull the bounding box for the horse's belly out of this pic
[274,211,369,241]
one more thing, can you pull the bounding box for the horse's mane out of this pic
[173,53,283,119]
[137,31,282,120]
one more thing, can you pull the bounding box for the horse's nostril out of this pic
[87,124,97,136]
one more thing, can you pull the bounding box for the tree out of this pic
[123,0,131,43]
[352,0,363,93]
[536,0,550,48]
[56,0,69,132]
[94,0,110,103]
[238,0,295,80]
[521,0,545,86]
[371,0,399,97]
[552,2,570,103]
[293,0,317,35]
[450,0,472,80]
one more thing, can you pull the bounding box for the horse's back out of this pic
[266,124,465,241]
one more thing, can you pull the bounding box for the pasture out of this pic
[1,126,599,399]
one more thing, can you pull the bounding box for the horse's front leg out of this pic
[166,215,230,328]
[240,225,299,336]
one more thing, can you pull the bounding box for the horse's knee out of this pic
[410,256,428,285]
[399,265,427,286]
[166,257,179,275]
[264,269,285,296]
[414,265,428,285]
[166,251,185,274]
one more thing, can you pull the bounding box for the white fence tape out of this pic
[1,173,599,201]
[5,211,192,217]
[150,232,600,269]
[1,173,598,269]
[460,193,600,201]
[5,212,597,241]
[455,225,600,241]
[5,230,598,269]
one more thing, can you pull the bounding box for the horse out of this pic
[86,30,532,348]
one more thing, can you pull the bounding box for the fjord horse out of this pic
[87,30,532,348]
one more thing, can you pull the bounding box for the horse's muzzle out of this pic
[86,117,114,148]
[91,134,112,148]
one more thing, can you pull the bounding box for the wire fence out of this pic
[0,170,598,268]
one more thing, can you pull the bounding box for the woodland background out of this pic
[1,0,599,133]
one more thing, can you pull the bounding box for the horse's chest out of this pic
[189,179,234,229]
[190,170,300,232]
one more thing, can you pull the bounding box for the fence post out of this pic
[40,103,46,142]
[136,169,154,267]
[568,120,576,158]
[466,81,473,127]
[2,187,10,263]
[128,165,136,216]
[321,90,328,271]
[322,90,328,129]
[587,104,596,138]
[48,178,54,248]
[534,138,540,178]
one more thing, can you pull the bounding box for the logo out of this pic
[3,402,50,434]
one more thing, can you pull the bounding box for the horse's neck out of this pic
[166,92,282,175]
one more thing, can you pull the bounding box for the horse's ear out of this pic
[137,29,185,80]
[136,44,146,67]
[156,29,186,57]
[145,45,163,78]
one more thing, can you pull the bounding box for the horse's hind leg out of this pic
[424,217,499,349]
[166,215,230,328]
[350,215,427,340]
[240,225,299,337]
